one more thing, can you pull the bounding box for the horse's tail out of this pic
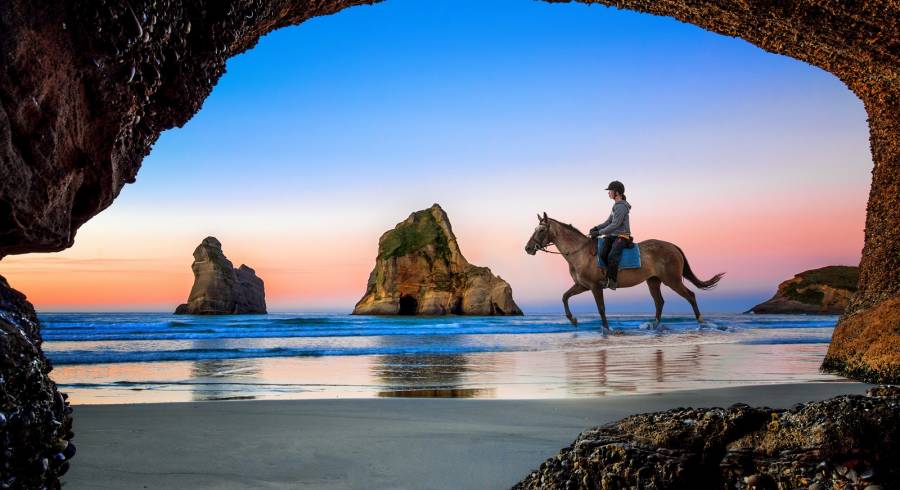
[675,245,724,290]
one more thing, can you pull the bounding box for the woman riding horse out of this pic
[525,212,724,333]
[589,180,632,290]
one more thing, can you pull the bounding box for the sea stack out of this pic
[175,237,267,315]
[353,204,522,316]
[748,266,858,314]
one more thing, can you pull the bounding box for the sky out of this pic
[0,0,872,313]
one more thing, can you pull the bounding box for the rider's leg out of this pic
[599,237,614,288]
[606,237,626,290]
[600,237,613,265]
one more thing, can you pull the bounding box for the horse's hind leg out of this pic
[663,279,704,324]
[647,277,664,328]
[563,284,588,326]
[590,287,612,334]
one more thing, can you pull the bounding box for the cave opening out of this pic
[0,2,898,486]
[398,295,418,315]
[0,0,874,322]
[0,0,888,427]
[451,298,463,315]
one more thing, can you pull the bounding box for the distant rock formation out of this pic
[175,237,266,315]
[748,266,858,314]
[353,204,522,316]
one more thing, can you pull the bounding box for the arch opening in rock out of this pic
[0,2,891,383]
[0,2,898,486]
[398,295,418,316]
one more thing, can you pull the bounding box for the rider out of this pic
[589,181,632,290]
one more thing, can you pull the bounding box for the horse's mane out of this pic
[547,218,586,237]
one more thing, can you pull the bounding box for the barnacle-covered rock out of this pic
[514,386,900,489]
[0,275,74,489]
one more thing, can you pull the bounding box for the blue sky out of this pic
[1,0,871,313]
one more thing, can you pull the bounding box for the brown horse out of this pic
[525,213,724,333]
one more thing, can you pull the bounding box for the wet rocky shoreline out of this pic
[0,277,74,489]
[514,386,899,490]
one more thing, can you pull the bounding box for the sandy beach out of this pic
[64,382,868,489]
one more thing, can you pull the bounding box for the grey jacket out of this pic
[591,200,631,236]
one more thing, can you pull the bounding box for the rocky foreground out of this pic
[353,204,522,316]
[175,237,266,315]
[514,386,899,490]
[0,276,74,489]
[749,266,858,315]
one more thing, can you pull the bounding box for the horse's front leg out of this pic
[590,287,612,334]
[562,284,588,326]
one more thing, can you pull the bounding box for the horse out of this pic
[524,212,724,333]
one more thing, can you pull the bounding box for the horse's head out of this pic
[525,212,552,255]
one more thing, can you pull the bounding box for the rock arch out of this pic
[0,2,896,485]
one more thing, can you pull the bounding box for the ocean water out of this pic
[40,313,847,404]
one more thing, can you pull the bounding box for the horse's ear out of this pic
[542,212,548,220]
[536,213,542,222]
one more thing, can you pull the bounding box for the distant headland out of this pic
[748,266,858,315]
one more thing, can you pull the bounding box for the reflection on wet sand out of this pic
[560,343,744,397]
[189,357,262,401]
[380,388,489,398]
[54,341,845,404]
[374,353,496,398]
[371,334,497,398]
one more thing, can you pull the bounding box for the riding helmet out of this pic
[605,181,625,195]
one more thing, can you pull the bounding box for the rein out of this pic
[537,238,593,257]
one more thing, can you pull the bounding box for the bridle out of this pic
[531,220,593,257]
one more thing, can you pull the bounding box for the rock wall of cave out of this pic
[0,1,897,486]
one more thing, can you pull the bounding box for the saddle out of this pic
[594,237,642,269]
[589,236,634,257]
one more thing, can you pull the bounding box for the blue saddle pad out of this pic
[596,238,642,269]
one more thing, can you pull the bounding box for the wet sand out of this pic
[55,339,842,404]
[65,382,868,489]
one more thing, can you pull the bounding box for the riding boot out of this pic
[606,237,625,291]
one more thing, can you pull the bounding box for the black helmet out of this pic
[605,181,625,195]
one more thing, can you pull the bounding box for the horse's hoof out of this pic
[567,316,578,326]
[602,328,613,335]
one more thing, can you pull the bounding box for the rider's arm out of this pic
[591,214,612,235]
[596,205,627,236]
